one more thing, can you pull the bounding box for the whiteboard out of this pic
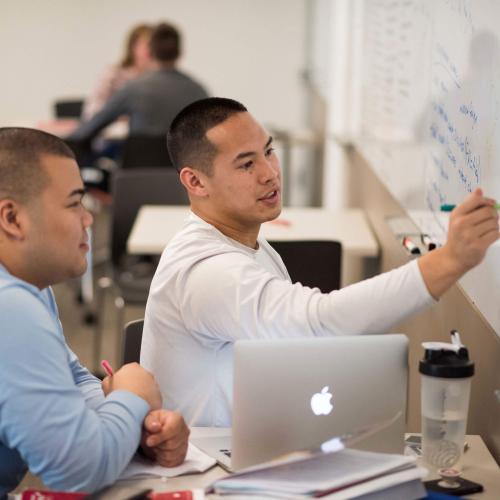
[355,0,500,335]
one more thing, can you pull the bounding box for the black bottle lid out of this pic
[419,341,474,378]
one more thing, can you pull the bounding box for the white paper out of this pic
[119,443,216,479]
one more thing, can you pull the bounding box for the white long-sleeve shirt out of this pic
[141,212,435,427]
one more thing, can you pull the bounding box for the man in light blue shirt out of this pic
[0,128,189,496]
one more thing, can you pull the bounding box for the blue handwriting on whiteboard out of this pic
[459,103,478,126]
[430,98,481,192]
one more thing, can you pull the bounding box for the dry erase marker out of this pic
[402,237,421,255]
[440,203,500,212]
[101,359,114,377]
[421,234,437,251]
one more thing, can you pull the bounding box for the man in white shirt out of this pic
[141,97,499,427]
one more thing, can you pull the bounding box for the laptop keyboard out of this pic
[220,448,232,458]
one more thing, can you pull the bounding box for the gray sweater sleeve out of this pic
[68,85,130,141]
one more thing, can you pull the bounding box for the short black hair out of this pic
[167,97,248,175]
[0,127,75,202]
[150,22,180,63]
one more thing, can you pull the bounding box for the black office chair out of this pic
[95,168,188,368]
[54,99,84,119]
[268,240,342,293]
[122,318,144,365]
[120,135,172,169]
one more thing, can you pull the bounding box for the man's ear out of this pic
[179,167,209,197]
[0,200,25,240]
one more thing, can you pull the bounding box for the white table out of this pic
[416,436,500,499]
[127,206,379,286]
[16,430,499,498]
[85,431,500,499]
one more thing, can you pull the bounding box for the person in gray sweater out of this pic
[69,22,208,141]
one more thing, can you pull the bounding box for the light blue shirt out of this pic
[0,265,149,495]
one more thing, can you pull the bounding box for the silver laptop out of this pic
[192,334,408,471]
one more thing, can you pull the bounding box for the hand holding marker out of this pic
[402,191,498,256]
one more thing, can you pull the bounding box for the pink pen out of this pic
[101,359,114,377]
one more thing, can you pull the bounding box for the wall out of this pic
[347,147,500,463]
[0,0,308,130]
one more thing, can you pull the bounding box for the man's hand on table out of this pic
[140,409,190,467]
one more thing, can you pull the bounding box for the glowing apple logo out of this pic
[310,386,333,416]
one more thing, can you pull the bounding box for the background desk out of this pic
[16,118,129,141]
[127,206,379,286]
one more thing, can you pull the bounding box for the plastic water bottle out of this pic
[419,331,474,471]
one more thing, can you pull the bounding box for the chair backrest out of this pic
[111,168,189,266]
[122,319,144,364]
[268,240,342,292]
[64,138,94,168]
[54,99,84,119]
[121,135,172,169]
